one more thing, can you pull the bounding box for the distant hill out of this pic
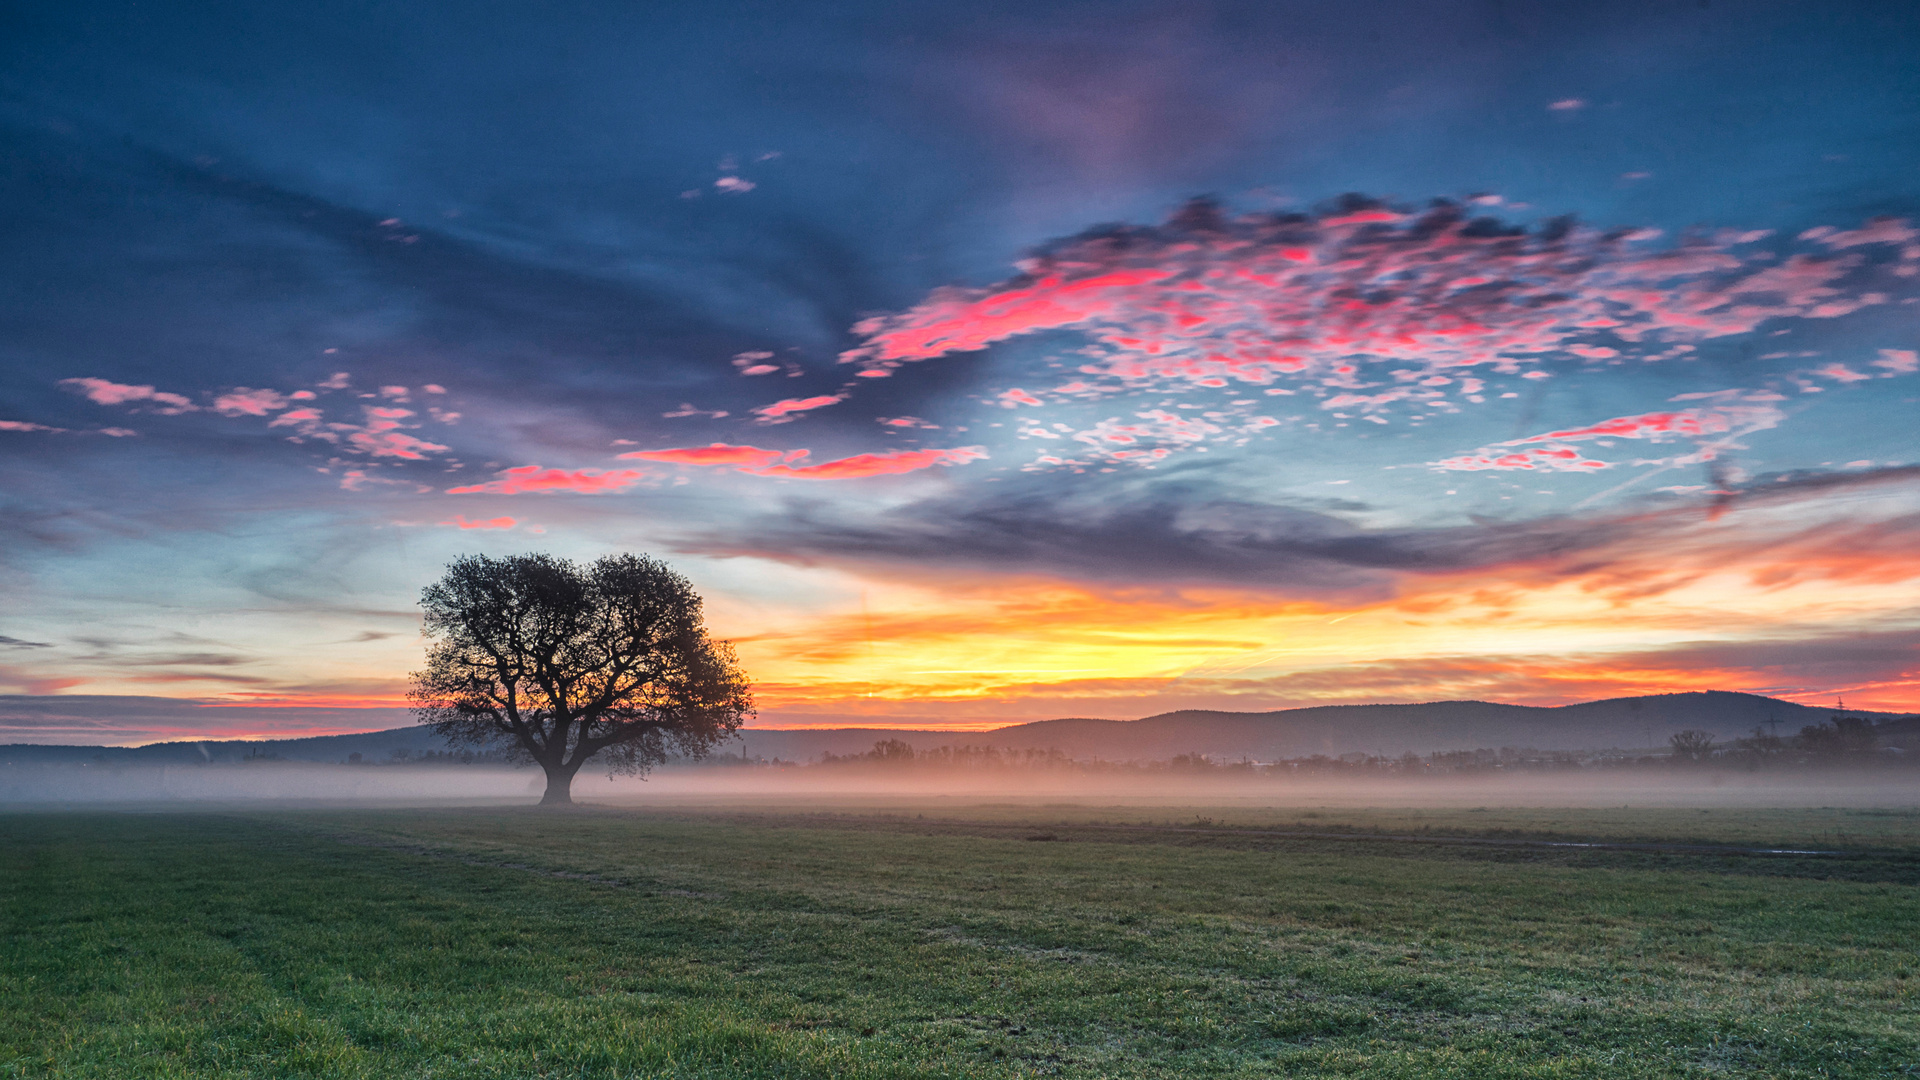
[4,691,1903,767]
[1,725,453,766]
[738,692,1888,762]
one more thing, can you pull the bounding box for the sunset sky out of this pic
[3,0,1918,743]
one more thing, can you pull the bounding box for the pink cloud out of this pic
[446,466,647,495]
[837,200,1909,402]
[1435,402,1785,472]
[1433,444,1611,472]
[1874,349,1918,375]
[662,403,731,419]
[440,515,518,530]
[1811,363,1872,383]
[347,431,450,459]
[752,395,842,422]
[758,447,989,479]
[624,442,988,479]
[731,351,780,376]
[212,388,289,416]
[0,420,59,432]
[268,407,323,431]
[621,443,791,469]
[60,377,197,413]
[1514,408,1738,444]
[336,406,448,459]
[998,388,1044,407]
[1801,219,1919,250]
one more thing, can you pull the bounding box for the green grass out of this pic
[4,801,1918,1078]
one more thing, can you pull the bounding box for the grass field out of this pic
[4,799,1918,1078]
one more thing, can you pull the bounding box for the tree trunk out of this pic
[538,764,575,805]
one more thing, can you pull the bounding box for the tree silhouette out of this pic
[1796,715,1877,757]
[410,553,752,804]
[1668,729,1716,763]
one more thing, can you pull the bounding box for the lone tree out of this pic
[1668,729,1716,763]
[410,552,752,805]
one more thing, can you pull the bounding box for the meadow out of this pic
[4,798,1918,1078]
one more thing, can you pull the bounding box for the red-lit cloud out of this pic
[1435,401,1784,471]
[446,466,647,494]
[212,388,289,416]
[625,442,988,479]
[760,447,989,478]
[60,377,197,413]
[440,515,518,530]
[623,444,793,469]
[1432,444,1611,472]
[753,395,842,422]
[840,200,1913,400]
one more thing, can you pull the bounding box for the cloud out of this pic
[440,515,517,530]
[1431,444,1611,472]
[715,176,756,193]
[446,466,647,495]
[212,388,289,416]
[0,636,53,649]
[1512,405,1776,445]
[1875,349,1919,375]
[343,406,451,459]
[1547,98,1587,111]
[837,198,1910,411]
[0,420,61,433]
[623,442,988,479]
[1811,362,1872,384]
[662,403,731,419]
[688,463,1920,593]
[732,351,780,376]
[60,377,196,413]
[268,406,324,431]
[1433,402,1784,471]
[752,395,843,423]
[686,477,1619,592]
[760,447,990,479]
[622,443,791,469]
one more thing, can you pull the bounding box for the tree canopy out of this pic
[410,552,752,804]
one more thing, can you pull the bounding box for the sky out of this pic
[2,0,1918,743]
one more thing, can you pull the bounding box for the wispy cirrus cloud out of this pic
[1434,397,1786,472]
[623,443,988,479]
[446,466,647,495]
[752,395,843,423]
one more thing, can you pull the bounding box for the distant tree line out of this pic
[1667,714,1887,765]
[343,747,521,766]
